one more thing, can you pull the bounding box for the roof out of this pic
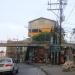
[29,17,56,23]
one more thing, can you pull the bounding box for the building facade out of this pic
[6,40,28,63]
[26,17,65,64]
[28,17,56,37]
[6,17,74,64]
[0,51,6,58]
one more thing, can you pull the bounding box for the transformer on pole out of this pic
[48,0,67,45]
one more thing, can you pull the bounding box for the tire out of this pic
[10,70,16,75]
[10,71,14,75]
[16,69,19,73]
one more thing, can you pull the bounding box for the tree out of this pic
[32,32,51,42]
[32,32,58,44]
[55,24,65,36]
[32,23,65,44]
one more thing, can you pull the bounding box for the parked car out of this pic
[0,57,19,75]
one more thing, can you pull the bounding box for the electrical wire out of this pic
[63,23,75,25]
[64,3,75,23]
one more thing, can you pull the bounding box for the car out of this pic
[0,57,19,75]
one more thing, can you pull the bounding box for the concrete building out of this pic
[28,17,56,37]
[26,17,65,64]
[6,17,75,64]
[6,40,28,63]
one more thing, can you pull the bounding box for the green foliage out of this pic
[32,32,53,42]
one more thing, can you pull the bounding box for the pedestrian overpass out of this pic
[0,41,46,47]
[0,40,74,47]
[0,40,75,64]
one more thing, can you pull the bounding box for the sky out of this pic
[0,0,75,42]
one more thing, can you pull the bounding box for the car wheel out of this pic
[10,70,15,75]
[16,69,19,73]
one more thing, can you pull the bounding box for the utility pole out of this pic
[48,0,67,64]
[48,0,67,45]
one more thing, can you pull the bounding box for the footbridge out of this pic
[0,41,46,47]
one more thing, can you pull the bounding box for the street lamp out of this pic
[16,39,19,63]
[16,46,19,63]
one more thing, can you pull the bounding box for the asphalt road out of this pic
[17,63,46,75]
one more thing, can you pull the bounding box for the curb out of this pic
[40,67,49,75]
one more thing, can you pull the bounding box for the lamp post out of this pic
[16,39,19,63]
[16,46,18,63]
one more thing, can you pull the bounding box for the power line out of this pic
[64,4,75,23]
[48,0,67,45]
[63,23,75,25]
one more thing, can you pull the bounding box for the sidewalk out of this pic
[28,63,75,75]
[40,64,75,75]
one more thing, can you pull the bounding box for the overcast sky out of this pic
[0,0,75,42]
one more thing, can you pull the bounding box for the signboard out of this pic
[50,45,61,52]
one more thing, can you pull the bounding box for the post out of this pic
[48,0,67,46]
[16,39,19,63]
[16,46,18,63]
[59,0,63,45]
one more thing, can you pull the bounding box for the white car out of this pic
[0,57,19,75]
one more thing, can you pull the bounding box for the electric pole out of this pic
[48,0,67,45]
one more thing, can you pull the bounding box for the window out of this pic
[0,58,11,63]
[29,29,31,32]
[32,29,38,32]
[29,29,42,32]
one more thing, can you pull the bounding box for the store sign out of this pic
[51,45,61,52]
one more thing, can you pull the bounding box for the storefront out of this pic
[50,45,65,64]
[25,45,75,64]
[25,46,47,63]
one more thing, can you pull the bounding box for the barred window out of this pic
[29,29,42,32]
[32,29,38,32]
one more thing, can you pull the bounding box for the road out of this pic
[15,63,75,75]
[17,63,46,75]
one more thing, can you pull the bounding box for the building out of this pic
[0,51,6,57]
[6,17,74,64]
[5,17,66,64]
[28,17,56,37]
[6,40,28,63]
[28,17,65,43]
[26,17,65,64]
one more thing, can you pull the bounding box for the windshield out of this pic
[0,58,12,63]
